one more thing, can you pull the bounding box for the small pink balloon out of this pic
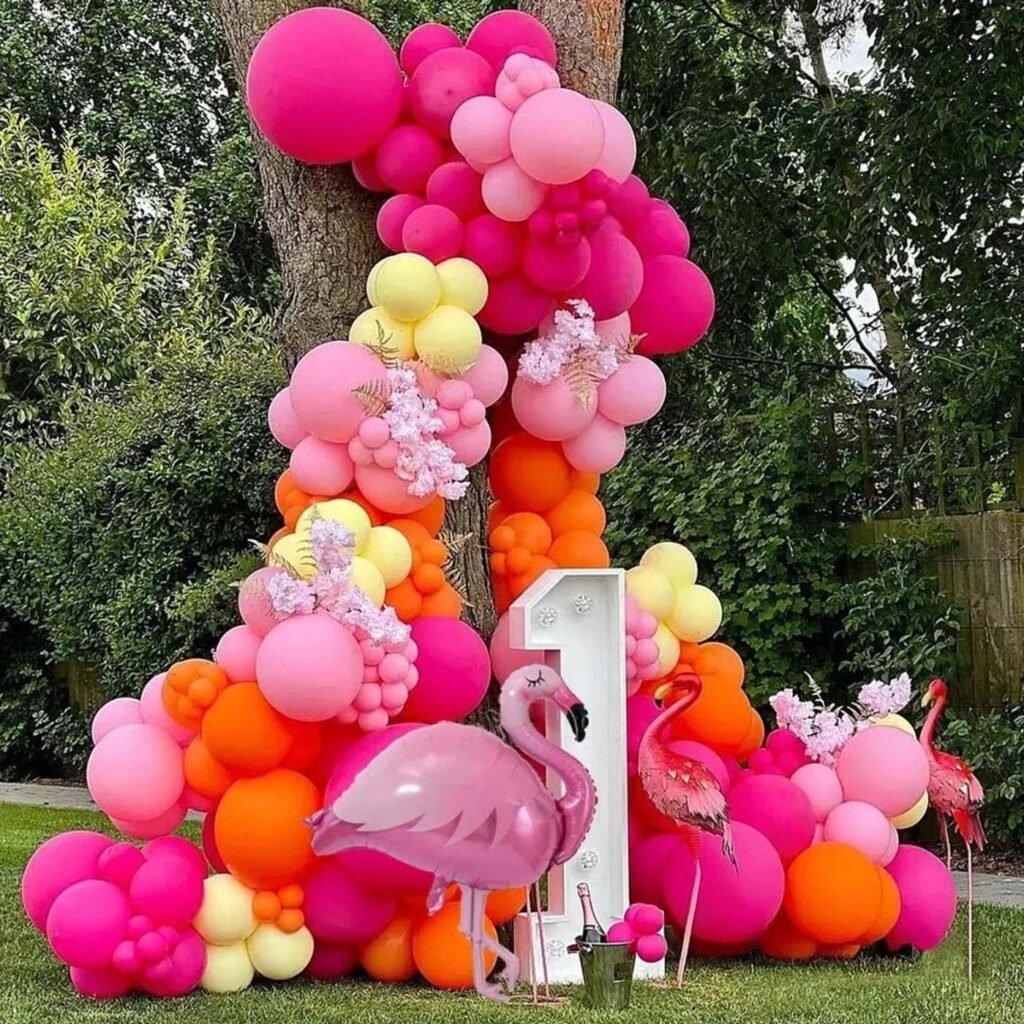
[88,724,184,823]
[636,932,668,963]
[237,566,288,637]
[137,927,205,997]
[482,158,548,222]
[46,879,131,970]
[509,89,605,185]
[129,856,204,926]
[451,95,514,166]
[304,859,397,944]
[477,274,552,335]
[425,161,484,219]
[633,256,715,356]
[375,124,444,193]
[824,801,894,864]
[71,965,133,999]
[665,740,731,795]
[625,902,665,935]
[729,775,816,866]
[790,763,844,823]
[377,193,426,252]
[592,100,636,183]
[408,47,495,138]
[462,213,523,277]
[21,831,114,933]
[181,786,214,813]
[885,845,956,952]
[748,748,783,775]
[562,414,626,473]
[95,842,145,888]
[597,356,666,426]
[214,625,262,683]
[354,463,432,514]
[495,53,561,112]
[607,920,634,944]
[400,23,461,77]
[811,822,825,845]
[256,614,363,722]
[835,725,930,817]
[511,374,596,441]
[460,344,509,406]
[91,698,143,744]
[305,940,359,980]
[268,388,307,449]
[522,236,591,294]
[631,204,691,259]
[290,341,384,443]
[607,175,651,229]
[466,11,557,70]
[290,435,355,495]
[401,203,464,262]
[112,802,187,841]
[577,230,644,320]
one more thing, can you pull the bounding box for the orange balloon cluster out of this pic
[385,520,462,622]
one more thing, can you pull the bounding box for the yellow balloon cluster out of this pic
[193,874,314,992]
[352,253,487,373]
[272,499,413,604]
[626,542,723,675]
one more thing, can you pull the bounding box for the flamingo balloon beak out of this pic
[566,702,589,743]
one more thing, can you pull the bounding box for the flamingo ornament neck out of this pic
[920,686,948,753]
[639,674,703,759]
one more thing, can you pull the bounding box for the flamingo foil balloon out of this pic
[310,664,596,1002]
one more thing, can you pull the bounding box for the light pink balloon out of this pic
[811,822,825,845]
[879,824,900,867]
[91,698,143,744]
[290,435,355,495]
[460,344,509,406]
[790,763,844,823]
[885,845,957,952]
[112,801,187,841]
[401,203,463,262]
[478,274,552,335]
[835,725,930,817]
[21,831,114,932]
[562,414,626,473]
[445,422,491,467]
[633,256,715,356]
[824,800,894,864]
[593,100,637,183]
[489,611,551,681]
[88,724,184,823]
[268,388,308,449]
[46,879,131,970]
[400,22,461,77]
[375,124,444,193]
[408,47,495,138]
[577,229,644,320]
[466,10,557,70]
[482,158,548,222]
[377,194,426,252]
[523,236,592,294]
[495,53,560,112]
[425,161,484,219]
[256,615,363,722]
[304,859,397,944]
[237,566,288,637]
[509,89,605,185]
[214,625,262,683]
[511,374,596,441]
[451,95,513,166]
[597,356,666,426]
[462,213,524,276]
[354,463,432,514]
[246,8,402,165]
[290,342,383,443]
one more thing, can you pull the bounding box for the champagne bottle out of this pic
[576,882,607,944]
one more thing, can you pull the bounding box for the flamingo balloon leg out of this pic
[460,884,520,1002]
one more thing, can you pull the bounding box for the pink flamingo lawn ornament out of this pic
[310,664,596,1003]
[638,672,732,987]
[921,678,985,981]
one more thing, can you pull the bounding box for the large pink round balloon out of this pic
[21,831,114,932]
[87,724,184,823]
[824,801,894,864]
[477,274,552,335]
[729,775,816,866]
[290,435,355,495]
[128,856,204,926]
[790,763,844,823]
[256,615,363,722]
[400,23,461,77]
[630,833,687,907]
[633,256,715,356]
[451,95,513,166]
[408,47,495,138]
[399,618,490,723]
[214,625,262,684]
[377,194,426,252]
[70,965,133,999]
[885,845,957,951]
[91,698,142,744]
[489,611,552,682]
[290,342,384,443]
[46,879,131,970]
[426,161,485,220]
[592,100,636,183]
[562,414,626,473]
[482,159,548,222]
[577,230,644,319]
[607,175,650,229]
[511,374,596,441]
[522,236,591,294]
[509,89,605,185]
[303,859,397,944]
[246,8,402,164]
[597,356,666,426]
[462,214,524,277]
[237,566,288,637]
[375,124,445,194]
[268,388,308,449]
[354,463,432,514]
[339,848,434,899]
[836,725,930,817]
[460,344,509,406]
[466,10,557,70]
[666,740,731,795]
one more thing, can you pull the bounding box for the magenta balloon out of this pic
[790,763,844,823]
[91,697,143,744]
[70,965,133,999]
[633,256,715,356]
[426,161,485,219]
[128,857,204,926]
[401,203,464,262]
[214,625,262,684]
[21,831,114,932]
[450,95,513,166]
[137,927,205,997]
[268,388,307,450]
[399,618,490,723]
[607,175,651,229]
[466,10,557,69]
[835,725,930,817]
[289,435,355,495]
[46,879,131,970]
[823,800,894,864]
[632,205,691,259]
[637,834,693,908]
[460,344,509,406]
[666,740,731,794]
[482,158,548,222]
[88,724,184,823]
[511,374,596,442]
[408,47,495,138]
[303,858,397,944]
[597,355,666,426]
[144,834,209,877]
[201,810,226,872]
[375,124,445,193]
[95,842,145,889]
[237,566,288,637]
[885,845,957,952]
[400,23,461,77]
[509,89,605,186]
[626,694,659,771]
[562,414,627,474]
[377,194,426,252]
[462,213,523,277]
[338,848,433,898]
[305,940,359,980]
[352,151,388,192]
[246,8,401,164]
[354,463,432,514]
[592,100,636,183]
[523,236,592,294]
[729,775,816,866]
[290,341,384,443]
[577,230,643,319]
[478,275,552,335]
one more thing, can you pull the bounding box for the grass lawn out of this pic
[3,803,1024,1023]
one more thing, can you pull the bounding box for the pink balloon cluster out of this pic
[21,832,206,998]
[625,596,661,695]
[606,903,668,963]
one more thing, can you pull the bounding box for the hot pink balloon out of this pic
[632,204,691,259]
[246,8,402,164]
[21,831,114,932]
[460,344,509,406]
[597,356,666,426]
[522,236,591,294]
[425,161,484,219]
[593,100,636,183]
[214,625,262,683]
[729,774,816,866]
[375,124,445,193]
[466,10,557,70]
[399,617,490,723]
[462,213,523,277]
[290,342,384,443]
[352,151,387,192]
[633,256,715,356]
[129,856,204,926]
[401,203,464,262]
[91,698,142,744]
[70,966,133,999]
[477,274,552,335]
[607,174,651,229]
[87,724,184,823]
[451,95,513,166]
[290,435,355,495]
[790,762,844,823]
[400,22,461,77]
[408,47,495,138]
[46,879,131,970]
[482,158,548,222]
[509,89,605,185]
[237,566,287,637]
[626,694,659,771]
[377,194,426,252]
[511,374,596,441]
[562,414,626,473]
[256,614,363,722]
[354,463,432,514]
[137,927,205,997]
[304,860,397,944]
[268,388,307,449]
[824,800,894,864]
[305,941,359,980]
[835,725,930,817]
[885,845,957,952]
[577,229,644,320]
[630,833,685,906]
[666,740,731,795]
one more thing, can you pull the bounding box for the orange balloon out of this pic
[759,912,818,961]
[735,708,765,762]
[163,659,230,730]
[487,501,508,536]
[784,842,882,945]
[857,867,901,944]
[253,890,281,922]
[281,720,322,772]
[508,555,556,603]
[669,685,752,755]
[570,471,600,495]
[545,490,606,537]
[489,432,572,513]
[412,903,497,989]
[485,887,527,925]
[549,530,610,568]
[274,469,296,516]
[501,512,552,553]
[202,683,293,776]
[361,912,418,982]
[820,943,861,960]
[214,769,321,890]
[421,584,463,619]
[399,495,445,536]
[389,518,431,550]
[386,578,425,622]
[184,736,234,801]
[682,641,745,689]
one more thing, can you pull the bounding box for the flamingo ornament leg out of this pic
[676,860,702,987]
[966,841,974,983]
[939,816,952,870]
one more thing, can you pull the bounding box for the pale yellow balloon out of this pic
[666,584,723,642]
[349,306,416,360]
[413,304,482,373]
[363,525,413,587]
[871,713,916,737]
[653,622,682,677]
[297,499,372,552]
[625,566,675,620]
[892,790,929,829]
[350,557,386,605]
[366,257,391,306]
[201,941,255,993]
[269,533,316,579]
[374,252,441,322]
[246,924,315,981]
[436,257,489,315]
[193,874,257,945]
[641,542,698,588]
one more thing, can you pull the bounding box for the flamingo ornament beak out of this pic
[921,688,935,708]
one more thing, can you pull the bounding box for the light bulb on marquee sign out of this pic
[508,568,665,983]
